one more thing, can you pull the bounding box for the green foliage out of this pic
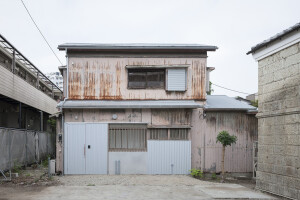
[211,173,217,180]
[190,168,203,178]
[216,131,237,147]
[25,173,31,177]
[206,81,214,95]
[12,163,22,173]
[42,159,49,168]
[251,100,258,107]
[47,118,56,129]
[87,183,95,186]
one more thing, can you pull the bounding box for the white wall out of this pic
[0,65,58,114]
[108,152,147,174]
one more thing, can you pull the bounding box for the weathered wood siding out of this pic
[0,65,58,114]
[63,108,193,125]
[67,57,206,100]
[203,112,257,173]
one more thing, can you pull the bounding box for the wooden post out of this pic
[221,145,225,181]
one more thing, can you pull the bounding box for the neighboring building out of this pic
[248,22,300,199]
[0,34,62,130]
[46,72,63,91]
[246,93,258,102]
[235,96,252,105]
[56,43,257,175]
[0,34,63,171]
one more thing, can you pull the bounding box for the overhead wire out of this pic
[20,0,63,66]
[211,83,250,95]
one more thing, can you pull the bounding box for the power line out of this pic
[20,0,63,66]
[211,83,250,95]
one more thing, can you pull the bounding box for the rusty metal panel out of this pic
[68,57,206,100]
[203,112,258,173]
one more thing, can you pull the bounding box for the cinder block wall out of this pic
[256,42,300,199]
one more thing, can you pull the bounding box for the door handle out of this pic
[84,145,85,157]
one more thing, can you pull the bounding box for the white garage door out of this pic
[64,123,108,174]
[147,140,191,174]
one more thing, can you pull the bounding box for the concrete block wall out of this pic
[256,42,300,199]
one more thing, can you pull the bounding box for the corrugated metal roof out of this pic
[58,100,202,109]
[247,22,300,55]
[58,43,218,51]
[205,95,257,111]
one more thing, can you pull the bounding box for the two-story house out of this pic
[56,43,257,175]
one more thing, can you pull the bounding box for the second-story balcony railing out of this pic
[0,34,63,101]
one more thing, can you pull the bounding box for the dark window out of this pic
[128,69,165,89]
[149,128,189,140]
[109,124,147,151]
[170,129,189,140]
[150,129,168,140]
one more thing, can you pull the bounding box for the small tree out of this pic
[206,81,214,95]
[216,131,237,181]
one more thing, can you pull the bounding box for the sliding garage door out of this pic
[64,123,108,174]
[147,140,191,174]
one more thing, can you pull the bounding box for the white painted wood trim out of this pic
[252,30,300,61]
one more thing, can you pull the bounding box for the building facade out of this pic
[0,34,62,172]
[248,22,300,199]
[56,43,257,175]
[46,72,63,91]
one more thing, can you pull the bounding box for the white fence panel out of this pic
[147,140,191,174]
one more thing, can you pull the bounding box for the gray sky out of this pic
[1,0,300,97]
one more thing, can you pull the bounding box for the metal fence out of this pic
[0,127,55,171]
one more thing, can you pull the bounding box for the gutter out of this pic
[204,108,258,112]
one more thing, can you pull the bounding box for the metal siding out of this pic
[85,123,108,174]
[147,140,191,174]
[0,65,58,114]
[68,57,206,100]
[64,123,86,174]
[167,69,186,91]
[64,123,108,174]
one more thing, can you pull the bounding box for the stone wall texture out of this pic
[256,42,300,199]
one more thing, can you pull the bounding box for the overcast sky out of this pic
[1,0,300,97]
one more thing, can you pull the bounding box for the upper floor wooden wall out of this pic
[67,57,207,100]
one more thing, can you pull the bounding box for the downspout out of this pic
[61,48,68,175]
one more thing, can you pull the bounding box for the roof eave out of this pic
[247,22,300,55]
[57,44,218,52]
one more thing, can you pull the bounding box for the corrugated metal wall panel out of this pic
[147,140,191,174]
[68,57,206,100]
[64,123,86,174]
[0,65,58,114]
[64,123,108,174]
[167,69,186,91]
[85,123,108,174]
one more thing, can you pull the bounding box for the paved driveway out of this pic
[0,175,276,200]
